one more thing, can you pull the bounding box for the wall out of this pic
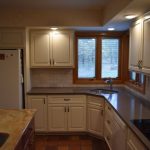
[0,8,102,27]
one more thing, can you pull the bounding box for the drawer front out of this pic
[48,95,86,104]
[87,96,104,108]
[128,129,147,150]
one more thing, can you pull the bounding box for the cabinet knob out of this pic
[107,120,111,124]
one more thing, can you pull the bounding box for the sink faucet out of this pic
[105,78,113,90]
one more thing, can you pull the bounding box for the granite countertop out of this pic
[0,109,36,150]
[28,87,150,149]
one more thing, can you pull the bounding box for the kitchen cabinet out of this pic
[30,30,74,68]
[104,102,127,150]
[129,11,150,74]
[0,28,25,48]
[142,12,150,74]
[30,30,51,67]
[27,96,47,132]
[87,96,104,136]
[127,129,147,150]
[48,95,86,132]
[129,19,143,71]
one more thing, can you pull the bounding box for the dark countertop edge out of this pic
[27,88,150,149]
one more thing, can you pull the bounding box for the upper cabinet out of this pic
[142,14,150,74]
[30,30,74,68]
[0,28,25,48]
[129,11,150,74]
[129,19,143,70]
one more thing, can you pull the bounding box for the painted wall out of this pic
[0,8,102,27]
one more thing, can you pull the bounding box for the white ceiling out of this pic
[0,0,110,10]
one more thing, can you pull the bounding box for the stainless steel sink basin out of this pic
[90,88,118,94]
[0,133,9,147]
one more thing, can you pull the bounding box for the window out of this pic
[78,38,96,78]
[127,71,146,93]
[101,38,119,78]
[74,32,128,84]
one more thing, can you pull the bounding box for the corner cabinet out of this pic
[87,96,104,136]
[27,95,47,132]
[129,11,150,74]
[47,95,86,132]
[30,30,74,68]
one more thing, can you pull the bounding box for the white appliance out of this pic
[0,49,24,109]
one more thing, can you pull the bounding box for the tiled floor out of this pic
[35,135,108,150]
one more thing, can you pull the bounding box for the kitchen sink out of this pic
[0,133,9,147]
[90,88,118,94]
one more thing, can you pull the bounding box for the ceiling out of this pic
[0,0,110,10]
[0,0,149,30]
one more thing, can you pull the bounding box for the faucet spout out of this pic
[105,78,113,90]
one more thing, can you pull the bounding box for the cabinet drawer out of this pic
[127,129,147,150]
[48,95,86,104]
[87,96,104,108]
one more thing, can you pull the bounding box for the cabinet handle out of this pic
[50,59,51,65]
[43,99,45,104]
[108,106,111,110]
[64,107,66,112]
[64,98,70,101]
[101,110,104,116]
[68,106,69,112]
[53,59,54,65]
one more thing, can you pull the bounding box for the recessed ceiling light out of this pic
[144,15,150,20]
[125,15,136,20]
[107,28,115,31]
[51,27,58,30]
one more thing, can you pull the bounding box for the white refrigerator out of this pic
[0,49,24,109]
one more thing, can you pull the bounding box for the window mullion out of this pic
[96,36,101,80]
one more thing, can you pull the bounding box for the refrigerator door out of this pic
[0,49,23,109]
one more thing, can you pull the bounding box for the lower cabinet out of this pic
[27,96,47,132]
[87,96,104,136]
[104,102,127,150]
[127,129,147,150]
[48,95,86,132]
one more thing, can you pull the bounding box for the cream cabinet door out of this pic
[142,17,150,74]
[30,31,51,67]
[129,19,143,70]
[88,106,104,136]
[48,104,67,131]
[68,104,86,131]
[27,96,47,132]
[51,31,73,67]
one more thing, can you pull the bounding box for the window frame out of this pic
[73,32,127,84]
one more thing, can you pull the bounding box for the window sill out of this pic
[125,81,145,94]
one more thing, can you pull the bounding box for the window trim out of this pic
[73,32,128,84]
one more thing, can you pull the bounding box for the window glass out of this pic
[130,71,136,81]
[101,38,119,78]
[78,38,96,78]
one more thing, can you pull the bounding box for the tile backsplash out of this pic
[31,68,150,101]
